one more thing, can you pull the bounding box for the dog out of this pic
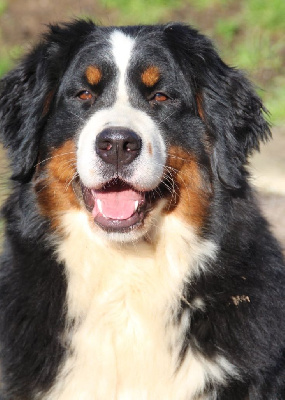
[0,20,285,399]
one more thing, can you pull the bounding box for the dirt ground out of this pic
[250,126,285,250]
[0,0,284,251]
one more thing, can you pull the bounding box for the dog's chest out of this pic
[47,272,207,400]
[52,280,185,399]
[43,212,224,400]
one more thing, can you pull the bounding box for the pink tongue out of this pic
[92,189,143,220]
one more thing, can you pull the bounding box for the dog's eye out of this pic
[152,93,169,102]
[77,90,93,101]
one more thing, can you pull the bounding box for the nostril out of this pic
[124,139,141,152]
[98,140,112,151]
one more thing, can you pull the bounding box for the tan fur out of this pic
[42,32,234,399]
[34,140,79,230]
[43,209,237,400]
[85,65,102,86]
[165,146,211,230]
[196,93,205,121]
[141,66,160,87]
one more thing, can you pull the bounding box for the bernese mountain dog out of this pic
[0,20,285,400]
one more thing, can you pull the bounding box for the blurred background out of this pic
[0,0,284,246]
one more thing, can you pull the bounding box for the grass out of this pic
[0,53,12,76]
[100,0,182,24]
[190,0,234,10]
[0,49,14,76]
[215,19,240,42]
[0,44,23,76]
[231,32,282,72]
[211,0,285,125]
[264,78,285,125]
[244,0,285,32]
[0,0,7,16]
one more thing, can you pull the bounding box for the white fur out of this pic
[77,105,166,191]
[110,30,135,104]
[43,210,238,400]
[49,29,238,399]
[77,30,167,195]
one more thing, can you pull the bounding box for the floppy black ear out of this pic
[0,20,95,182]
[164,23,271,190]
[0,44,53,182]
[200,58,271,190]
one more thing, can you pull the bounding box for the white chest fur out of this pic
[43,211,235,400]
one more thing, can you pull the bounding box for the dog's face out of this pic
[0,22,269,243]
[39,27,210,242]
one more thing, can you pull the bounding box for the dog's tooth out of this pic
[134,200,139,211]
[97,199,103,214]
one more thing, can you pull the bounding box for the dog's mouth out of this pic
[80,179,155,233]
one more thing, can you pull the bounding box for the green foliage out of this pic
[210,0,285,124]
[0,51,13,76]
[190,0,234,10]
[0,0,7,16]
[264,77,285,125]
[215,19,239,42]
[0,46,22,76]
[233,32,283,72]
[100,0,181,24]
[244,0,285,31]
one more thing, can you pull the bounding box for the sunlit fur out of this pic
[77,31,167,200]
[0,21,285,400]
[43,210,225,400]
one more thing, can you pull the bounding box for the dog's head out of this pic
[0,21,270,242]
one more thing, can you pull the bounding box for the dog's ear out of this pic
[0,44,52,182]
[0,20,95,182]
[198,58,271,190]
[164,23,271,190]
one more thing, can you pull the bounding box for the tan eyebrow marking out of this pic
[141,66,160,87]
[85,65,102,85]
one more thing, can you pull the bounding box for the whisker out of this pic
[35,152,77,167]
[167,154,189,162]
[164,165,180,174]
[162,174,179,208]
[67,110,85,123]
[158,110,177,126]
[65,172,80,191]
[167,153,210,176]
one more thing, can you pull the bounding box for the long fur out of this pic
[0,21,285,400]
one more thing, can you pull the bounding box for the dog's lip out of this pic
[80,179,152,232]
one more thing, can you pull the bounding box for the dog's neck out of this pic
[42,209,227,400]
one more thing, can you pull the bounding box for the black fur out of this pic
[0,21,284,399]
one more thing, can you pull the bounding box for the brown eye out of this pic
[77,90,93,101]
[153,93,168,102]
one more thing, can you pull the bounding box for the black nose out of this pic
[95,127,142,166]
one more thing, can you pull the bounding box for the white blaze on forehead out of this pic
[110,30,135,103]
[77,29,167,198]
